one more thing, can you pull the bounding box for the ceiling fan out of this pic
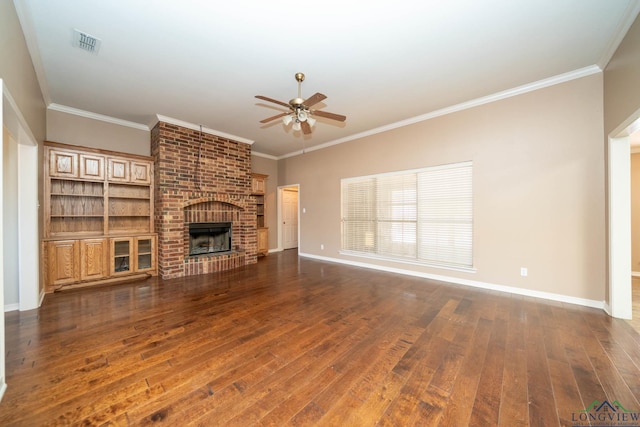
[255,73,346,135]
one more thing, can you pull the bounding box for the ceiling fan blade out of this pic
[301,120,312,135]
[255,95,290,108]
[303,92,327,108]
[259,112,288,123]
[312,110,347,122]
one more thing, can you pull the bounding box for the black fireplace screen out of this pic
[189,222,232,256]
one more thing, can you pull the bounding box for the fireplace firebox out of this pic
[189,222,232,256]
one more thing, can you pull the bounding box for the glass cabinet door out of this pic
[113,239,131,273]
[137,238,152,270]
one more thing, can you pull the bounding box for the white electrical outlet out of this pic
[320,244,324,250]
[520,267,528,277]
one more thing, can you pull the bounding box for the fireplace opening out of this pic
[189,222,232,256]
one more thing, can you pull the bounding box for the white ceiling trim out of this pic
[274,65,602,160]
[597,1,640,69]
[48,103,149,131]
[155,114,254,145]
[251,151,279,161]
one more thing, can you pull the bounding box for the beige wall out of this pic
[251,154,279,250]
[1,1,47,306]
[47,109,150,156]
[0,0,46,143]
[604,14,640,136]
[632,153,640,272]
[279,74,605,302]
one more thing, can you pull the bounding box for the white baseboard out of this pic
[4,289,45,312]
[4,303,19,313]
[299,252,605,311]
[603,301,613,316]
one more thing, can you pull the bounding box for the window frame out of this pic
[340,161,474,272]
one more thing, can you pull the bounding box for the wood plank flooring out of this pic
[2,249,639,426]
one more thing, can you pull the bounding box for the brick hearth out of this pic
[151,121,257,279]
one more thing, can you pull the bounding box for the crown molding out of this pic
[277,65,602,159]
[155,114,254,145]
[251,151,279,160]
[48,103,149,131]
[598,1,640,69]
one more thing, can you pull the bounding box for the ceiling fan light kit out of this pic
[256,72,346,135]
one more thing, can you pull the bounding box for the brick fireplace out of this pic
[151,121,257,279]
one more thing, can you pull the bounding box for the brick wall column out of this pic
[151,121,257,279]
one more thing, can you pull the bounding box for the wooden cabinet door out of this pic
[257,228,268,256]
[80,238,108,281]
[79,154,105,181]
[130,161,152,185]
[47,240,79,286]
[49,150,78,178]
[251,174,266,195]
[107,158,130,182]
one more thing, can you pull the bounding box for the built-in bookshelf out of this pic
[251,173,268,256]
[43,141,157,292]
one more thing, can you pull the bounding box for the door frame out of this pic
[277,184,300,251]
[608,108,640,319]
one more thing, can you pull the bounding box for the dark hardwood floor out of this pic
[2,250,639,426]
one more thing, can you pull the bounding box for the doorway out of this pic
[278,185,299,250]
[2,86,40,313]
[609,111,640,320]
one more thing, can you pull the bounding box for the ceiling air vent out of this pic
[73,29,101,54]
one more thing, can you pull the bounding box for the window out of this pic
[341,161,473,269]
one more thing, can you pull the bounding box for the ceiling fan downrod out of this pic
[291,72,306,110]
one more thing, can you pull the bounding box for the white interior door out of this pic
[282,188,298,249]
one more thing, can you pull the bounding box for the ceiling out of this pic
[14,0,640,158]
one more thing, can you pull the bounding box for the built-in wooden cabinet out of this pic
[257,228,268,256]
[80,238,108,281]
[43,142,157,292]
[251,173,267,195]
[46,240,80,287]
[252,173,269,256]
[110,235,156,276]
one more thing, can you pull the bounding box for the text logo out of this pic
[572,400,639,427]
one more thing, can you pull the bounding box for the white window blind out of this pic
[341,161,473,269]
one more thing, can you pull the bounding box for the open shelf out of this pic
[50,217,104,235]
[109,217,151,234]
[51,179,104,196]
[109,183,150,199]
